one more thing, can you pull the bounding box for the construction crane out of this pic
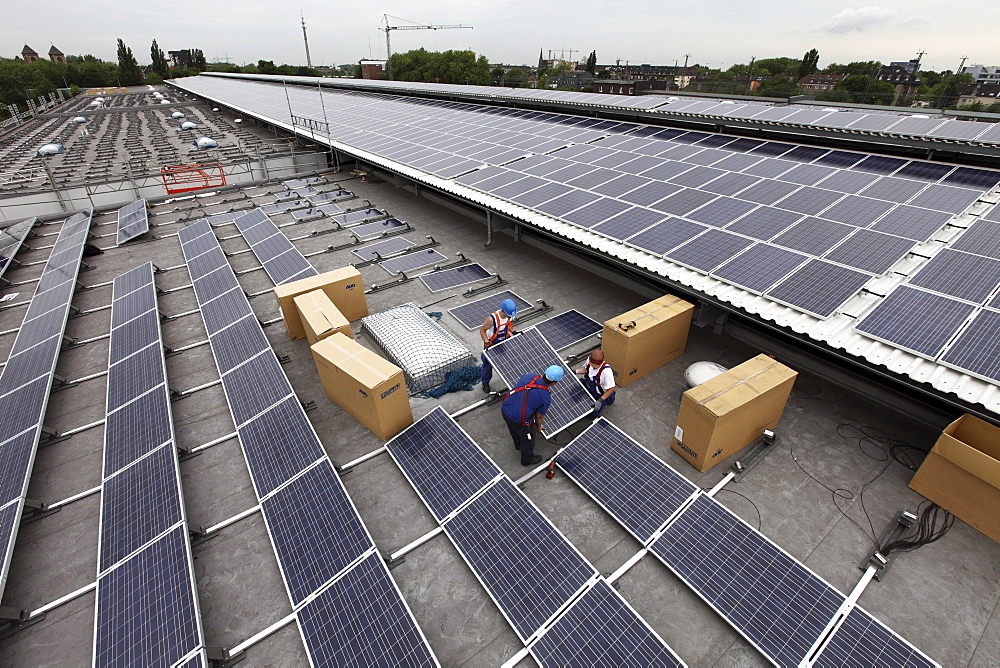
[382,14,473,80]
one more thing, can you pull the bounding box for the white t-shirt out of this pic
[587,364,615,392]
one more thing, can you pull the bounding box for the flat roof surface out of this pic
[0,169,997,665]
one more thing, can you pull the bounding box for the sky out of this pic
[6,0,998,73]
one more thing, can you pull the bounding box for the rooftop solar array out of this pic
[484,328,595,436]
[170,75,1000,391]
[0,218,36,280]
[232,208,318,285]
[385,408,685,664]
[177,219,438,665]
[201,72,1000,148]
[351,236,415,262]
[0,209,91,600]
[555,419,938,668]
[116,199,149,245]
[447,290,534,330]
[95,262,205,666]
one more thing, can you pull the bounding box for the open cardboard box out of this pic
[274,267,368,340]
[294,289,352,345]
[909,414,1000,543]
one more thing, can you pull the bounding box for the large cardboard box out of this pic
[671,354,797,472]
[909,415,1000,543]
[311,333,412,441]
[274,267,368,340]
[294,290,352,345]
[602,295,694,387]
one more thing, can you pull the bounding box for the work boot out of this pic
[522,455,542,467]
[482,384,490,394]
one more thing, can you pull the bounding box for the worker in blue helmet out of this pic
[479,298,518,393]
[500,365,563,466]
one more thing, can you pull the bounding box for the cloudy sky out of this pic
[7,0,997,72]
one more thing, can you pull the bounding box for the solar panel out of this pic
[870,206,952,241]
[234,210,318,285]
[652,188,717,216]
[530,579,685,668]
[666,229,754,272]
[738,179,801,205]
[908,184,982,214]
[723,206,802,240]
[859,177,926,203]
[444,480,596,642]
[534,309,602,350]
[561,198,633,228]
[380,249,448,275]
[942,166,1000,190]
[938,309,1000,381]
[816,170,879,194]
[536,191,602,218]
[448,291,533,330]
[626,218,706,255]
[819,195,895,226]
[766,260,871,317]
[350,217,406,239]
[419,263,493,292]
[0,218,35,280]
[590,207,666,241]
[297,551,439,667]
[779,163,838,186]
[237,396,327,498]
[712,244,808,293]
[856,286,976,357]
[824,230,915,274]
[951,220,1000,260]
[619,181,681,206]
[699,172,760,197]
[94,526,203,667]
[104,387,173,477]
[116,200,150,245]
[386,406,503,522]
[556,419,698,543]
[908,249,1000,303]
[262,461,374,606]
[813,606,939,668]
[772,218,855,255]
[650,494,846,668]
[484,328,594,436]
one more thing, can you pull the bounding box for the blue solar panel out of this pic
[557,419,698,543]
[591,207,665,241]
[209,315,271,374]
[951,220,1000,260]
[713,244,809,293]
[297,551,438,667]
[99,444,183,572]
[908,249,1000,303]
[238,396,327,498]
[386,406,502,522]
[767,260,871,317]
[814,606,938,668]
[484,328,594,437]
[666,229,754,272]
[94,526,202,668]
[561,198,633,228]
[220,351,294,426]
[380,249,448,275]
[262,461,374,605]
[104,387,173,477]
[939,309,1000,381]
[772,218,855,255]
[352,236,416,262]
[531,579,685,668]
[738,179,801,205]
[860,177,926,203]
[824,230,915,274]
[870,206,952,241]
[445,481,595,641]
[534,310,602,350]
[651,494,845,667]
[420,263,493,292]
[447,291,533,330]
[627,218,706,255]
[109,310,160,364]
[106,343,164,412]
[199,288,252,335]
[723,206,802,240]
[652,188,717,216]
[856,286,976,357]
[700,172,760,197]
[0,431,35,504]
[908,185,982,214]
[820,195,895,226]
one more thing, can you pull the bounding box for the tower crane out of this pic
[382,14,473,80]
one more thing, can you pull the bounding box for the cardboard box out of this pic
[310,333,412,441]
[909,414,1000,543]
[274,267,368,341]
[294,290,353,345]
[602,295,694,387]
[671,354,797,472]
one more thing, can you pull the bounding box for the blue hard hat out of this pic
[501,299,517,317]
[544,365,564,382]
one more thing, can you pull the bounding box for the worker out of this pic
[501,365,563,466]
[479,298,518,393]
[576,349,616,417]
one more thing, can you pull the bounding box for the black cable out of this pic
[713,488,762,532]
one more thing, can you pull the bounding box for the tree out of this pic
[354,62,363,78]
[190,48,207,72]
[256,59,279,75]
[824,61,881,77]
[832,75,896,105]
[504,67,526,88]
[798,49,819,79]
[756,75,801,98]
[585,50,597,77]
[116,38,142,86]
[385,49,491,85]
[490,66,505,85]
[150,40,169,78]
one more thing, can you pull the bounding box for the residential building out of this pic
[593,79,635,95]
[961,65,1000,84]
[798,73,846,91]
[359,60,384,80]
[955,82,1000,107]
[877,64,921,106]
